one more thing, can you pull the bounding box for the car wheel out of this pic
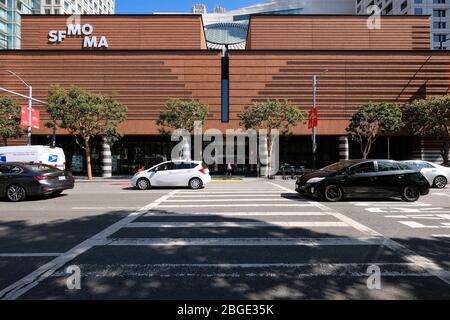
[189,178,203,190]
[136,178,151,190]
[323,185,343,202]
[402,185,420,202]
[6,185,27,202]
[433,176,447,189]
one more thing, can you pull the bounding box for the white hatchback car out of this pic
[403,160,450,189]
[131,161,211,190]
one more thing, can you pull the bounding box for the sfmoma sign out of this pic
[48,24,109,49]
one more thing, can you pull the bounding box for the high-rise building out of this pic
[0,0,34,49]
[356,0,450,50]
[38,0,115,15]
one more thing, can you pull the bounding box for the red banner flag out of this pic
[20,106,40,129]
[308,108,318,129]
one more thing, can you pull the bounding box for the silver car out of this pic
[130,161,211,190]
[403,160,450,189]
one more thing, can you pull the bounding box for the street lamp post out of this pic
[311,70,328,170]
[6,71,33,146]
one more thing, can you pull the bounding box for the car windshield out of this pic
[22,164,61,173]
[320,161,359,172]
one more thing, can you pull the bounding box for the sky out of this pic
[115,0,263,14]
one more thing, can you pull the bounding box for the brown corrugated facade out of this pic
[1,14,449,170]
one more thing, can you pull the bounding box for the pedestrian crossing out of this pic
[3,181,449,300]
[92,181,438,287]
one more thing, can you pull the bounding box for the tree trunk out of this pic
[2,138,7,146]
[441,140,450,165]
[84,138,93,180]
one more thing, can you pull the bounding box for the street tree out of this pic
[0,97,22,146]
[347,102,404,159]
[157,99,209,160]
[47,85,127,180]
[238,100,306,177]
[403,95,450,164]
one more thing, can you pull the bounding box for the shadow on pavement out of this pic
[0,194,449,300]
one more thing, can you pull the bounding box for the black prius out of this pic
[0,162,75,202]
[295,160,430,202]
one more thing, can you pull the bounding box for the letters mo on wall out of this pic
[48,24,109,49]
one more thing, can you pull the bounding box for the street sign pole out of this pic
[27,85,33,146]
[312,75,317,170]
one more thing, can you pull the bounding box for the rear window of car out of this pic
[349,162,376,174]
[22,164,61,173]
[377,161,402,172]
[174,162,198,170]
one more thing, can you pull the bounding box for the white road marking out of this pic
[72,207,141,210]
[399,221,441,229]
[432,234,450,238]
[0,253,61,258]
[0,190,179,301]
[171,194,295,198]
[157,204,315,208]
[432,192,450,198]
[163,198,292,203]
[51,262,439,278]
[126,221,349,228]
[143,211,328,217]
[353,202,432,207]
[107,237,384,247]
[266,182,450,286]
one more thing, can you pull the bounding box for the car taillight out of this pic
[199,167,206,174]
[35,175,56,181]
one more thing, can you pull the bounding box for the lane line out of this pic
[0,253,62,258]
[0,190,179,301]
[107,237,384,247]
[266,182,450,286]
[126,221,349,228]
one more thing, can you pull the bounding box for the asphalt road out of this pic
[0,178,449,300]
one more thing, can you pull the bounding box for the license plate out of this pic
[58,176,66,181]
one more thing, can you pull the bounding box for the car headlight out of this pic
[307,177,326,184]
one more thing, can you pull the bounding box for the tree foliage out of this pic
[0,97,22,146]
[238,100,306,134]
[47,85,127,179]
[157,99,209,133]
[157,99,209,161]
[347,102,404,159]
[403,95,450,163]
[239,100,306,176]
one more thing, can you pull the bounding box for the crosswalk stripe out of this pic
[163,198,293,203]
[157,204,315,208]
[51,262,436,278]
[171,194,293,198]
[143,212,328,217]
[107,237,382,247]
[126,221,349,228]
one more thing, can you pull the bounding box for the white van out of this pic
[0,146,66,170]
